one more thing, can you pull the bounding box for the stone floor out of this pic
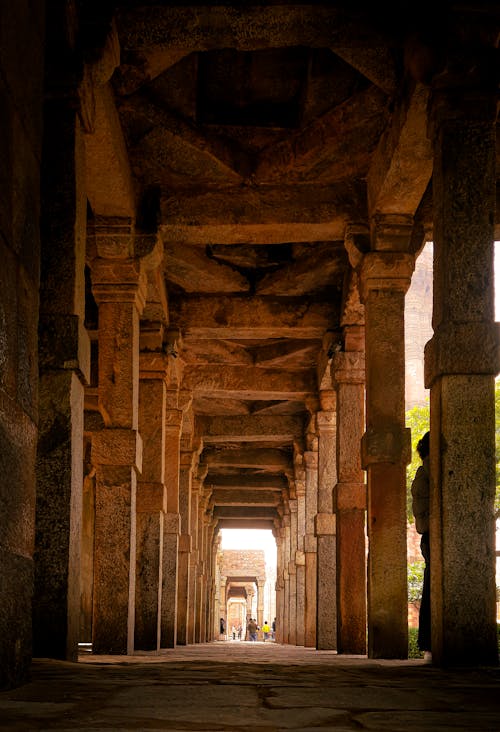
[1,641,499,731]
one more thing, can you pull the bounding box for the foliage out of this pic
[408,626,423,659]
[405,402,430,523]
[408,560,424,604]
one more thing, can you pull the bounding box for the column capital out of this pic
[304,450,318,470]
[359,251,415,302]
[332,350,365,385]
[139,351,169,380]
[91,257,147,312]
[314,513,336,536]
[316,410,336,434]
[165,408,183,433]
[361,425,411,468]
[369,213,414,252]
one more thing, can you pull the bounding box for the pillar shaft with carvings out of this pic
[295,468,306,647]
[135,352,168,651]
[358,224,413,659]
[333,347,367,654]
[315,394,337,650]
[425,80,498,666]
[304,449,318,648]
[288,497,298,645]
[91,253,146,654]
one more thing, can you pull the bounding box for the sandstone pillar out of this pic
[34,103,89,660]
[425,80,498,666]
[91,253,146,654]
[315,392,337,650]
[304,448,318,648]
[358,225,413,658]
[275,524,285,643]
[287,498,298,645]
[333,344,367,654]
[135,353,168,651]
[177,449,194,645]
[188,464,205,643]
[160,402,183,647]
[257,579,265,630]
[295,466,306,646]
[282,513,291,643]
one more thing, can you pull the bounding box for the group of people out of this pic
[220,617,276,642]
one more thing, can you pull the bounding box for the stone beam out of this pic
[367,82,433,216]
[203,447,291,470]
[183,366,316,399]
[256,243,347,296]
[164,242,249,294]
[117,6,392,53]
[211,489,281,506]
[169,296,337,339]
[332,46,397,95]
[253,86,387,184]
[198,415,306,443]
[85,83,136,218]
[214,506,279,520]
[250,341,319,368]
[206,474,288,490]
[217,519,275,530]
[160,185,364,245]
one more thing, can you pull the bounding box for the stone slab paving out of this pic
[0,642,499,731]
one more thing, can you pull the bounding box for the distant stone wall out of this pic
[221,549,266,578]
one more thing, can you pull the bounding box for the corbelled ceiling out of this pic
[85,3,500,534]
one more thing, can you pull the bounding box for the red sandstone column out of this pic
[359,227,413,658]
[275,523,285,643]
[333,344,367,654]
[295,465,306,646]
[135,352,168,651]
[304,448,318,648]
[282,512,291,643]
[91,255,146,654]
[160,399,183,647]
[257,579,265,631]
[425,80,498,666]
[315,391,337,650]
[188,464,205,643]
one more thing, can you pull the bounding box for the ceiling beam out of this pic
[198,415,305,442]
[183,365,316,399]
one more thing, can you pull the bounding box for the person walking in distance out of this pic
[247,618,258,641]
[411,430,431,662]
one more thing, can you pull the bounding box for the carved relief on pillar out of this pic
[332,351,365,385]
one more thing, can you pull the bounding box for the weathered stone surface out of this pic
[183,366,316,400]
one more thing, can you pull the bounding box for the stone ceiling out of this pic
[84,3,500,535]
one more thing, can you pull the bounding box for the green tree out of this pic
[405,401,430,523]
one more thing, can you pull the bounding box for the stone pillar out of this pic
[275,524,285,643]
[295,467,306,646]
[333,344,367,654]
[135,352,168,651]
[282,512,291,643]
[425,80,498,666]
[315,392,337,650]
[34,102,90,660]
[160,401,183,647]
[188,465,205,644]
[358,222,413,658]
[91,253,146,654]
[256,579,265,630]
[304,448,318,648]
[288,497,298,645]
[177,450,194,645]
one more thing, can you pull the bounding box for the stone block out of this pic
[304,535,317,553]
[295,550,306,566]
[164,512,181,534]
[336,481,367,510]
[314,512,336,536]
[137,482,166,513]
[0,551,33,689]
[361,426,411,468]
[92,428,142,471]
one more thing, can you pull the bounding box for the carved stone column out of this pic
[425,79,498,666]
[315,392,337,650]
[333,345,367,654]
[34,105,90,661]
[91,253,146,654]
[295,465,306,646]
[304,448,318,648]
[177,449,194,645]
[275,523,285,644]
[135,352,168,651]
[160,399,183,647]
[288,497,298,645]
[257,579,265,630]
[282,511,291,643]
[357,222,413,658]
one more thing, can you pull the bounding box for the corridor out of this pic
[1,642,499,731]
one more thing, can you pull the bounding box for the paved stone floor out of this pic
[1,641,499,731]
